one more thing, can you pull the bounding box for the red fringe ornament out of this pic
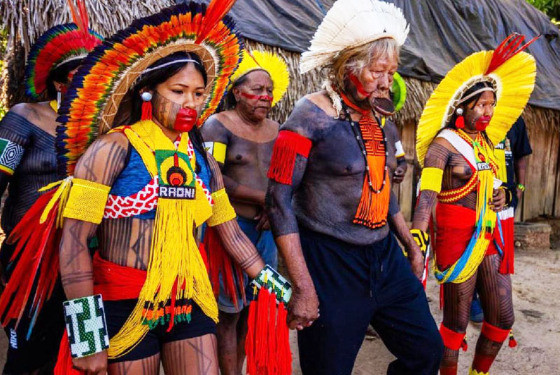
[202,226,245,307]
[267,130,312,185]
[498,217,515,274]
[245,286,292,375]
[141,100,153,121]
[455,115,465,129]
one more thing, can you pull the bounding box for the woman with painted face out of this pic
[411,35,537,375]
[28,3,292,374]
[201,50,289,375]
[0,4,102,372]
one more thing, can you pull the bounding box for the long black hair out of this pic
[46,58,82,100]
[129,51,209,169]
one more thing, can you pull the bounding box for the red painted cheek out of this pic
[240,92,273,102]
[173,107,198,132]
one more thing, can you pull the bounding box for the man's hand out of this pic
[287,284,319,330]
[491,188,506,212]
[72,350,107,374]
[254,209,271,231]
[516,187,524,203]
[406,244,424,280]
[392,165,406,184]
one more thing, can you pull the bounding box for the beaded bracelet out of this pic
[251,265,292,304]
[63,294,109,358]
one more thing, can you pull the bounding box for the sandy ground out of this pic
[0,246,558,374]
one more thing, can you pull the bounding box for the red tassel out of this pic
[455,115,465,129]
[276,302,292,375]
[202,227,245,307]
[499,217,515,274]
[54,332,83,375]
[267,131,312,185]
[508,330,518,348]
[245,291,258,375]
[255,288,271,373]
[267,292,278,375]
[141,100,152,121]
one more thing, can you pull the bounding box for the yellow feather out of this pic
[416,50,536,167]
[229,50,290,107]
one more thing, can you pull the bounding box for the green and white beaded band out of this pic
[252,264,292,304]
[63,294,109,358]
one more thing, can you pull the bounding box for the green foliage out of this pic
[526,0,560,23]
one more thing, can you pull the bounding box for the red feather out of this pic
[486,33,539,74]
[195,0,237,43]
[0,190,61,331]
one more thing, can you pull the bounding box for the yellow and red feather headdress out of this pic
[57,1,243,176]
[416,34,538,167]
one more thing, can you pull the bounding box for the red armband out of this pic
[267,130,312,185]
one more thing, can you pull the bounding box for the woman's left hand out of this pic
[491,188,506,212]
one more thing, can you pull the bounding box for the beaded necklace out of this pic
[338,91,391,229]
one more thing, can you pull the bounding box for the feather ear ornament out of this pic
[300,0,409,73]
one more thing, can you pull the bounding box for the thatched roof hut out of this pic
[1,0,559,221]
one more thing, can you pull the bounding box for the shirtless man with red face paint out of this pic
[265,2,443,373]
[202,53,289,374]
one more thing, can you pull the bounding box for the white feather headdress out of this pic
[300,0,409,73]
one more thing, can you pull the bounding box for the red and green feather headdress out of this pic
[24,0,102,100]
[56,1,242,176]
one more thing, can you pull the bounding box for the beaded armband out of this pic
[63,178,111,224]
[410,228,430,254]
[251,264,292,304]
[207,188,236,227]
[420,167,444,193]
[63,294,109,358]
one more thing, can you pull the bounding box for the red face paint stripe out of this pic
[349,73,370,97]
[240,92,273,102]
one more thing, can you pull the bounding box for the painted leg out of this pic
[471,255,514,374]
[216,310,241,375]
[440,273,477,375]
[108,353,160,375]
[236,308,249,374]
[161,334,219,375]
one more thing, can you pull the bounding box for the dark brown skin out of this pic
[267,54,423,331]
[59,63,264,375]
[201,70,278,375]
[201,71,278,226]
[411,91,511,372]
[383,118,407,184]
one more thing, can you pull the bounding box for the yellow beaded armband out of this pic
[207,188,236,227]
[63,178,111,224]
[420,167,444,193]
